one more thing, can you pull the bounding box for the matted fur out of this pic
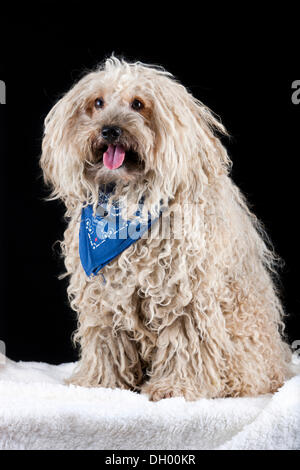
[41,57,291,401]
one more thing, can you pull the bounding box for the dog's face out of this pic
[83,73,157,185]
[41,57,228,209]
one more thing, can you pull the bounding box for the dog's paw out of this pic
[150,389,176,401]
[141,382,184,401]
[142,380,204,401]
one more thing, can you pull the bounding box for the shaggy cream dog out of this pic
[40,57,291,401]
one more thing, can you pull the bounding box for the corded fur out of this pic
[40,57,291,400]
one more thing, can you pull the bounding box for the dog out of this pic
[40,56,291,401]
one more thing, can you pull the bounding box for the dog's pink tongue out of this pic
[103,144,125,170]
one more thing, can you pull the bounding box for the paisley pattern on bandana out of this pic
[79,188,159,277]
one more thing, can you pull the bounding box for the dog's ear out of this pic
[153,75,231,180]
[40,73,97,210]
[185,95,231,178]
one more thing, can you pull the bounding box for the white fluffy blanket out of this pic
[0,359,299,450]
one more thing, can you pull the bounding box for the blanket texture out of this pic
[0,359,299,450]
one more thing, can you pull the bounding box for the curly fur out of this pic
[40,56,291,401]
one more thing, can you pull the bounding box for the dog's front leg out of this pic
[67,319,143,390]
[141,315,207,401]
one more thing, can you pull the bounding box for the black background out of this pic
[0,12,299,364]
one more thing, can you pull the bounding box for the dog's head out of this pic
[41,57,230,211]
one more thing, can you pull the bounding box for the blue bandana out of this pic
[79,186,159,277]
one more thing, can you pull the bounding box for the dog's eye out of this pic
[131,98,144,111]
[94,97,104,109]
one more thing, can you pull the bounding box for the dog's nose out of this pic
[101,126,122,143]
